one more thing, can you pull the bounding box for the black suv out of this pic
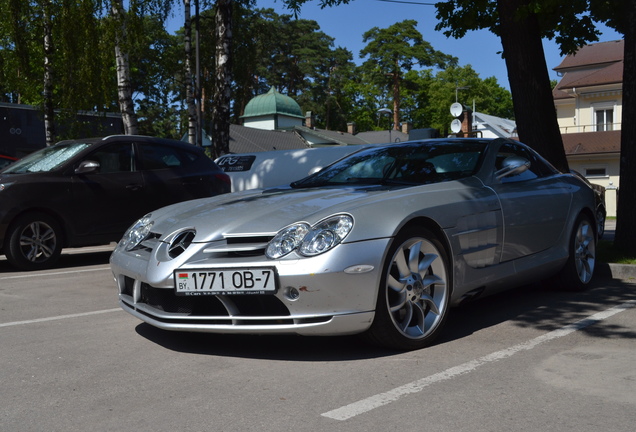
[0,135,231,270]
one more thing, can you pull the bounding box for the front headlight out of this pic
[119,214,154,251]
[266,223,310,259]
[266,214,353,259]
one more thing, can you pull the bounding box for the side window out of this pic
[87,143,133,173]
[496,143,554,183]
[138,144,196,170]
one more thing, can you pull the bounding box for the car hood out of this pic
[149,185,401,241]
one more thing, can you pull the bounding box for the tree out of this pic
[210,0,232,157]
[413,65,513,134]
[590,0,636,254]
[183,0,197,145]
[359,20,457,130]
[614,0,636,255]
[434,0,591,172]
[109,0,138,135]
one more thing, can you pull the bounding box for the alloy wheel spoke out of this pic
[397,301,413,332]
[394,248,410,279]
[390,292,407,313]
[420,292,440,315]
[408,241,422,273]
[418,253,438,275]
[387,274,404,293]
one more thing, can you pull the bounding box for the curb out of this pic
[596,262,636,281]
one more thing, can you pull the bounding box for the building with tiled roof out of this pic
[553,39,623,216]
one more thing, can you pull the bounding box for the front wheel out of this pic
[5,212,63,270]
[366,227,451,350]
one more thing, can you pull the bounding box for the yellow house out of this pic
[553,39,623,216]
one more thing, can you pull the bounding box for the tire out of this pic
[553,213,596,291]
[5,212,63,270]
[366,227,451,350]
[596,207,605,240]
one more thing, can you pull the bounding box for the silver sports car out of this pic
[111,138,597,350]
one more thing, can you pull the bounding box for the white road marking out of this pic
[0,308,122,328]
[322,300,636,421]
[0,266,111,280]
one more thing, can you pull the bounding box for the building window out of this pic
[595,108,614,131]
[586,167,606,177]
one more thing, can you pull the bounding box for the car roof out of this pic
[55,135,204,152]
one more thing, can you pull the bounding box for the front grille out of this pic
[138,283,291,317]
[202,235,274,258]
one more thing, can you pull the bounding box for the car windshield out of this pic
[291,140,488,188]
[3,142,90,173]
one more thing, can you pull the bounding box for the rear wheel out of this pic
[553,214,596,291]
[596,207,605,240]
[367,227,451,350]
[5,212,63,270]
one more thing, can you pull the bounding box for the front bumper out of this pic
[111,238,390,336]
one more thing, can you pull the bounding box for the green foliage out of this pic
[360,20,457,74]
[402,65,512,133]
[434,0,607,55]
[0,0,515,142]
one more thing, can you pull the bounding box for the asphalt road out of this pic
[1,246,635,432]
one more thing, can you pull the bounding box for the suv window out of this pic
[137,144,197,170]
[88,143,134,173]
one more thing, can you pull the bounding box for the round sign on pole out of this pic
[450,119,462,134]
[450,102,463,117]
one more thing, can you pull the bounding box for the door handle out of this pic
[126,184,143,191]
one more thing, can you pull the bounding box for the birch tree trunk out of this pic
[111,0,138,135]
[211,0,232,157]
[43,0,55,146]
[184,0,197,145]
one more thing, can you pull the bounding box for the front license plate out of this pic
[174,268,277,296]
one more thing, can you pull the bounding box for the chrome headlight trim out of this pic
[266,223,310,259]
[299,214,354,256]
[119,214,154,251]
[266,214,354,259]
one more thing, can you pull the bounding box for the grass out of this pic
[597,240,636,265]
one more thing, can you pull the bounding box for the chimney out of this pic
[347,122,356,135]
[305,111,314,129]
[459,109,473,137]
[401,122,412,134]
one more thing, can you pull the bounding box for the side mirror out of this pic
[75,160,100,174]
[495,156,530,180]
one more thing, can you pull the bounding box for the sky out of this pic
[168,0,623,92]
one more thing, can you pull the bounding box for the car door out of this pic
[136,142,210,210]
[70,141,149,240]
[488,142,572,262]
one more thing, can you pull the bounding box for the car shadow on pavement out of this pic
[134,276,636,361]
[135,324,398,361]
[440,277,636,344]
[0,249,113,273]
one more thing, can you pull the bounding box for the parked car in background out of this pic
[111,138,597,351]
[571,170,606,239]
[215,145,372,192]
[0,135,230,270]
[0,153,18,169]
